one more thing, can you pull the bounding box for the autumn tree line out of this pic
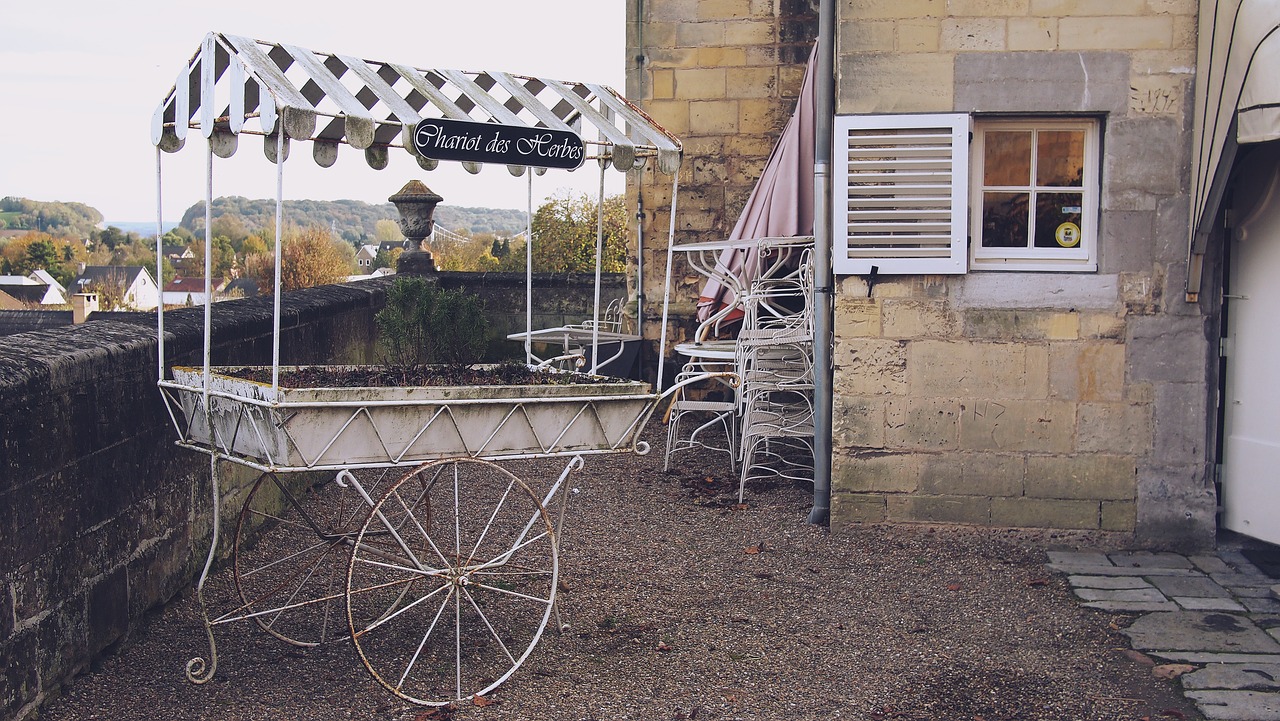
[0,192,627,301]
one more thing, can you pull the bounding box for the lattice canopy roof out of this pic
[150,32,681,175]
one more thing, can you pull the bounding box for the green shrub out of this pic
[376,277,490,370]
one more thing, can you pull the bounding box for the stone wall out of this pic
[827,1,1213,551]
[631,0,1215,549]
[0,272,625,721]
[627,0,820,373]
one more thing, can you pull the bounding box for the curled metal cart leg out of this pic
[343,457,566,706]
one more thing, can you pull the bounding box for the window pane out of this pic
[1033,192,1084,248]
[981,192,1029,247]
[1036,130,1085,187]
[983,131,1032,186]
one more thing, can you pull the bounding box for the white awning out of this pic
[1188,1,1280,297]
[150,32,681,175]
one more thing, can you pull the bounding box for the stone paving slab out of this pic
[1174,597,1247,612]
[1183,690,1280,720]
[1048,563,1205,577]
[1054,546,1280,721]
[1122,611,1280,654]
[1182,663,1280,691]
[1150,575,1235,599]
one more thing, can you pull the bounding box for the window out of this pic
[970,118,1099,271]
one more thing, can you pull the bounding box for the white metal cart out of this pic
[149,32,706,707]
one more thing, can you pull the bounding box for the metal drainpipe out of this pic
[809,0,835,526]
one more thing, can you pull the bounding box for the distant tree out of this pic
[245,226,355,292]
[375,219,403,243]
[529,192,627,273]
[241,234,269,257]
[83,269,130,311]
[373,247,403,270]
[183,236,236,279]
[0,231,86,286]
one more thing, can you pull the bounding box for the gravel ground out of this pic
[40,431,1203,721]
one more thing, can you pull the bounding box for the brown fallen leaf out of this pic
[732,503,749,511]
[656,641,672,652]
[557,579,571,592]
[1116,648,1156,666]
[1025,577,1049,586]
[471,694,496,707]
[947,583,962,592]
[1152,664,1195,680]
[1160,709,1187,719]
[744,542,765,555]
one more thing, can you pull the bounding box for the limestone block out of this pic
[1008,17,1057,50]
[1025,454,1136,500]
[1031,0,1147,15]
[1119,267,1166,315]
[845,0,945,19]
[964,309,1080,340]
[1101,501,1137,531]
[991,497,1101,529]
[674,68,728,100]
[882,300,958,339]
[698,0,754,20]
[1128,49,1197,77]
[1146,0,1197,12]
[1060,16,1174,52]
[646,46,698,67]
[644,100,691,135]
[888,495,992,525]
[835,451,922,493]
[942,18,1008,52]
[697,47,749,67]
[1085,313,1126,340]
[644,23,678,50]
[1100,210,1157,274]
[738,99,783,134]
[953,272,1121,311]
[726,67,778,98]
[651,70,675,100]
[897,19,941,52]
[886,397,960,449]
[1153,382,1207,463]
[833,394,886,448]
[837,53,954,114]
[841,20,896,52]
[676,21,727,48]
[724,20,774,45]
[871,275,949,299]
[835,297,882,338]
[1131,74,1187,118]
[919,452,1026,496]
[834,337,906,395]
[959,398,1076,452]
[1076,402,1154,454]
[1048,341,1126,402]
[1135,463,1216,552]
[689,100,740,134]
[831,492,887,524]
[1125,314,1209,385]
[949,0,1030,14]
[955,51,1129,114]
[911,341,1039,399]
[649,0,701,21]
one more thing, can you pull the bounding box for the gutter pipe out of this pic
[810,0,835,525]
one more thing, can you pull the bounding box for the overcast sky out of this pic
[0,1,626,224]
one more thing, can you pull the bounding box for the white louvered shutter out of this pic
[833,113,970,275]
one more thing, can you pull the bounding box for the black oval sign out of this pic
[412,118,585,170]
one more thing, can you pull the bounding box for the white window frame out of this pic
[969,117,1100,272]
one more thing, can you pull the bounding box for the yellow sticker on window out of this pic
[1055,222,1081,248]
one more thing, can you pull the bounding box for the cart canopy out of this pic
[150,32,680,175]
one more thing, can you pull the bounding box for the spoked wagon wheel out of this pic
[346,458,559,706]
[234,471,377,646]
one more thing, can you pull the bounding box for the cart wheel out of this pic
[346,458,559,706]
[234,471,368,647]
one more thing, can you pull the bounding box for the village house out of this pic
[70,265,160,311]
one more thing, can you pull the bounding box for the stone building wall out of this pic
[829,1,1212,551]
[630,0,1215,549]
[626,0,820,369]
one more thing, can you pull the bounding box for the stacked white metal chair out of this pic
[733,242,816,501]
